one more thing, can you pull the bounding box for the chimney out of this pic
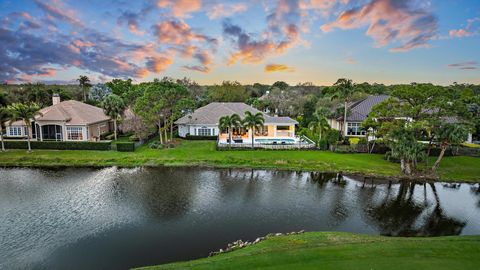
[52,93,61,105]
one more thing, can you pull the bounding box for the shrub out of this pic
[116,142,135,152]
[348,137,360,145]
[105,133,115,140]
[100,131,113,140]
[4,140,111,150]
[358,137,368,145]
[149,141,164,149]
[324,129,341,145]
[318,139,329,150]
[129,135,140,142]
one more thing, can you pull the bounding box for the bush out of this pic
[358,137,368,145]
[129,135,140,142]
[4,140,111,150]
[100,131,113,140]
[149,141,164,149]
[185,134,217,140]
[324,129,341,145]
[105,133,116,140]
[348,137,360,145]
[116,142,135,152]
[318,139,329,150]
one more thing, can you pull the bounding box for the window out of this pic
[347,122,366,136]
[8,126,22,136]
[197,127,211,136]
[67,127,84,140]
[276,125,290,130]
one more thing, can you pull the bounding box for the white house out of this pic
[174,102,298,144]
[4,94,112,141]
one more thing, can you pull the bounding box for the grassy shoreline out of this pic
[0,140,479,182]
[137,232,480,270]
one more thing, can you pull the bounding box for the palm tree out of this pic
[219,114,242,146]
[330,78,356,137]
[7,103,42,152]
[243,111,265,148]
[77,75,91,102]
[431,124,469,172]
[308,108,330,145]
[0,106,10,152]
[101,94,126,141]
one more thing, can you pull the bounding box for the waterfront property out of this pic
[4,94,112,141]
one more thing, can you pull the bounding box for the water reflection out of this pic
[0,167,479,270]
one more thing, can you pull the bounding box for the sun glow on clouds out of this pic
[0,0,478,84]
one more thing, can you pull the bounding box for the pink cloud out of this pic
[207,3,248,19]
[449,29,472,38]
[157,0,202,17]
[34,0,84,27]
[321,0,437,52]
[153,20,209,45]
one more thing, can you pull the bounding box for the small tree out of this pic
[7,103,42,152]
[308,108,330,145]
[89,84,113,104]
[330,78,357,137]
[387,126,425,175]
[219,114,242,147]
[102,94,126,141]
[431,124,469,172]
[0,106,10,152]
[242,111,265,148]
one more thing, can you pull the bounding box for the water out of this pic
[0,167,479,270]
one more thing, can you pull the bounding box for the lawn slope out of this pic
[0,140,478,182]
[137,232,480,270]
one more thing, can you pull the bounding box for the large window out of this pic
[8,126,22,136]
[197,127,211,136]
[347,122,366,136]
[67,127,84,140]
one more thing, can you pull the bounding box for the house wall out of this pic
[87,121,110,141]
[5,125,29,138]
[178,124,218,137]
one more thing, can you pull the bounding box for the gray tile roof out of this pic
[175,102,297,125]
[338,95,389,122]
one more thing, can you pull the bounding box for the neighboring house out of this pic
[175,102,298,143]
[328,95,389,137]
[4,94,111,141]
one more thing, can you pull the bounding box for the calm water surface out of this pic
[0,167,479,270]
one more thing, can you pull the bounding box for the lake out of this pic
[1,167,479,269]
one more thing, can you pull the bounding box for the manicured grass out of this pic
[0,140,478,182]
[136,232,480,270]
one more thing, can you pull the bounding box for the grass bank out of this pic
[0,140,478,182]
[137,232,480,270]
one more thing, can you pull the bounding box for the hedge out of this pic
[185,134,217,140]
[4,140,111,151]
[116,142,135,152]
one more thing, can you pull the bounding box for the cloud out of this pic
[448,61,478,70]
[264,64,295,72]
[152,20,213,45]
[321,0,437,52]
[34,0,84,27]
[117,11,144,35]
[345,57,356,64]
[157,0,202,17]
[207,3,248,19]
[146,56,173,73]
[449,17,479,38]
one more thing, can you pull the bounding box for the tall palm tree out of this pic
[219,114,242,146]
[101,94,126,141]
[308,108,330,145]
[431,124,468,172]
[243,111,265,148]
[330,78,356,137]
[77,75,91,102]
[0,106,10,152]
[7,103,42,152]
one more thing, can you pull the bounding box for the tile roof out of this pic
[338,95,389,122]
[174,102,297,125]
[35,100,110,125]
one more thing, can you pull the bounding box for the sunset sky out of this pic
[1,0,479,85]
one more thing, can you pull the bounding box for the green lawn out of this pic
[136,232,480,270]
[0,140,479,182]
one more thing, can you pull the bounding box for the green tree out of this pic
[106,79,133,97]
[387,125,426,175]
[271,81,289,90]
[89,84,113,104]
[101,94,126,141]
[330,78,358,136]
[77,75,91,102]
[0,92,7,106]
[0,106,10,151]
[7,103,42,152]
[308,108,330,144]
[219,114,242,147]
[242,111,265,148]
[431,124,469,172]
[207,81,249,102]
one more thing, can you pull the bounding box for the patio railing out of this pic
[217,135,316,150]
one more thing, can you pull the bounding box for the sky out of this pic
[0,0,479,86]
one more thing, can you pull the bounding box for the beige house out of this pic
[175,102,299,144]
[5,94,111,141]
